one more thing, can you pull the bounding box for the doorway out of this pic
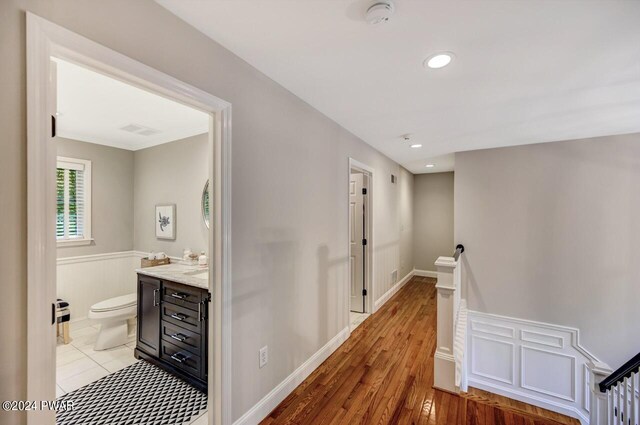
[27,14,232,425]
[348,159,373,330]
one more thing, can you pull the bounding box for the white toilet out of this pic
[88,293,137,351]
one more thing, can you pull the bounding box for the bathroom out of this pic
[54,58,212,423]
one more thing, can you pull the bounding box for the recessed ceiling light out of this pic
[410,144,422,148]
[425,164,435,168]
[424,52,454,69]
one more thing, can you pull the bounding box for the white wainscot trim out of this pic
[233,327,350,425]
[57,251,139,320]
[414,269,438,278]
[373,269,415,311]
[466,310,600,425]
[57,250,136,265]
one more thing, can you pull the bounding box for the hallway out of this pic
[261,276,579,425]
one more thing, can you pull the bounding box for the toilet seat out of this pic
[91,293,137,313]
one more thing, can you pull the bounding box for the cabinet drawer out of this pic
[161,340,202,378]
[161,302,202,334]
[162,280,203,311]
[161,321,201,355]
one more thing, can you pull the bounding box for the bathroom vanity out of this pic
[134,264,210,393]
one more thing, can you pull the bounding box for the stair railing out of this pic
[591,353,640,425]
[434,244,467,393]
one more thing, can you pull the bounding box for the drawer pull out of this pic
[171,292,188,300]
[170,333,187,342]
[170,352,189,363]
[170,313,187,321]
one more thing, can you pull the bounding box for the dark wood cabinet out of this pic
[137,276,161,356]
[135,273,209,392]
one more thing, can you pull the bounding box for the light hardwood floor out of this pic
[261,276,580,425]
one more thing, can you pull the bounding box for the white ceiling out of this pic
[56,59,209,151]
[157,0,640,174]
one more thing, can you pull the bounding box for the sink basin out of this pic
[185,269,209,280]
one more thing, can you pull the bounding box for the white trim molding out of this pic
[57,250,136,266]
[414,269,438,278]
[233,327,350,425]
[27,13,232,425]
[374,269,414,311]
[347,158,375,319]
[467,310,603,424]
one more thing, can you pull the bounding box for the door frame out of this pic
[347,158,374,330]
[26,13,233,425]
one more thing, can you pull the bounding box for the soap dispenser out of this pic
[198,251,208,267]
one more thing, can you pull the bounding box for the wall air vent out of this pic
[119,123,161,136]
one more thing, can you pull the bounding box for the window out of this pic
[57,156,92,246]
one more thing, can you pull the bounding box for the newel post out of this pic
[588,361,613,425]
[434,256,458,393]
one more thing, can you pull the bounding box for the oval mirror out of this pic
[202,180,211,229]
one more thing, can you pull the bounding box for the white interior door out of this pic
[349,172,365,313]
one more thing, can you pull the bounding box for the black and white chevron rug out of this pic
[57,360,207,425]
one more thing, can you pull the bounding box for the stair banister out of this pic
[434,244,467,394]
[590,352,640,425]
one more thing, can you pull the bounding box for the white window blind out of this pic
[57,157,92,245]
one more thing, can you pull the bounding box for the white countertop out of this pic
[136,263,210,290]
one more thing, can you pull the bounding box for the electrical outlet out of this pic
[259,346,268,369]
[391,269,398,283]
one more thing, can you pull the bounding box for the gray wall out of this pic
[413,172,454,271]
[133,133,208,258]
[455,133,640,368]
[0,2,414,423]
[56,138,134,258]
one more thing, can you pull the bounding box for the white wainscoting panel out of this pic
[467,311,600,425]
[470,335,514,385]
[57,251,139,320]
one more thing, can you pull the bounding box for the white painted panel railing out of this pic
[434,248,467,393]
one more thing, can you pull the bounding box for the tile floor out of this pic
[349,311,369,330]
[187,411,208,425]
[56,319,137,397]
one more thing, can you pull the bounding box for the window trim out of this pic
[56,156,92,247]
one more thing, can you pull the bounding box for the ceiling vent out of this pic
[366,1,395,25]
[119,123,161,137]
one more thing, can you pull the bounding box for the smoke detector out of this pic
[366,1,395,25]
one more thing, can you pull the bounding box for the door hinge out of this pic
[362,238,367,246]
[362,289,367,296]
[51,302,56,325]
[362,188,367,195]
[51,115,56,138]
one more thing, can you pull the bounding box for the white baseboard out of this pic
[234,268,421,424]
[467,310,600,425]
[233,327,350,425]
[414,269,437,278]
[374,269,415,311]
